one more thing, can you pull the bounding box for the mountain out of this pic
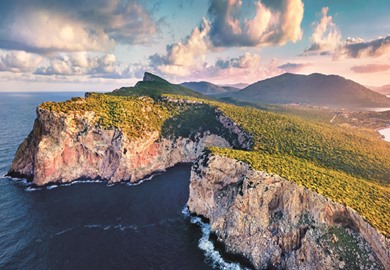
[112,72,204,99]
[180,81,230,95]
[220,86,240,92]
[369,84,390,95]
[222,73,390,109]
[7,71,389,268]
[220,83,249,89]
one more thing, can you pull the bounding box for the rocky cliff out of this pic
[7,102,250,186]
[188,153,389,269]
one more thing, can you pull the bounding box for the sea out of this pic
[0,92,245,270]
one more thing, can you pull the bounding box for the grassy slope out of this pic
[41,81,390,237]
[224,73,390,108]
[110,80,205,99]
[167,95,390,237]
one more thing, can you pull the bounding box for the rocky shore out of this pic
[7,103,250,186]
[188,153,389,269]
[7,99,389,269]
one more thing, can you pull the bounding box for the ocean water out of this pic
[379,127,390,142]
[0,92,246,270]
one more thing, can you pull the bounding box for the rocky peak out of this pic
[142,72,168,83]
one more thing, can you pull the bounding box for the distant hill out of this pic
[111,72,204,99]
[369,85,390,95]
[180,81,229,95]
[220,83,249,89]
[221,73,390,109]
[220,86,240,92]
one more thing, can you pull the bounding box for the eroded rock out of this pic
[188,154,389,269]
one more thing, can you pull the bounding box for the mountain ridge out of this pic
[180,81,241,95]
[220,73,390,109]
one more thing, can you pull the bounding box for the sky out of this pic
[0,0,389,92]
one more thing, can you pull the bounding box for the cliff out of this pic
[188,153,389,269]
[7,73,389,269]
[7,98,250,186]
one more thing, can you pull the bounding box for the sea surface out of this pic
[0,92,244,270]
[379,127,390,142]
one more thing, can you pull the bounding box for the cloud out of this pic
[305,7,341,53]
[215,53,261,69]
[0,0,158,54]
[207,0,304,47]
[149,19,212,76]
[202,54,282,83]
[34,53,124,78]
[337,36,390,58]
[351,64,390,73]
[158,53,283,84]
[0,51,42,73]
[278,62,311,72]
[150,0,304,76]
[164,19,211,67]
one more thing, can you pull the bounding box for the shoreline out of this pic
[378,127,390,142]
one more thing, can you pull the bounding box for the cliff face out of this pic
[8,106,249,186]
[188,154,389,269]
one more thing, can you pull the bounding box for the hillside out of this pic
[180,81,230,95]
[370,84,390,95]
[221,83,249,89]
[221,73,390,109]
[9,72,390,248]
[111,72,204,99]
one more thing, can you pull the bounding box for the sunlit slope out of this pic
[41,74,390,236]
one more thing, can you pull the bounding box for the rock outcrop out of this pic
[188,153,389,269]
[7,105,243,186]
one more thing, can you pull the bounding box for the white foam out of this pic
[16,171,165,192]
[24,179,106,191]
[84,223,139,232]
[25,186,42,192]
[125,172,162,187]
[55,227,76,236]
[182,206,248,270]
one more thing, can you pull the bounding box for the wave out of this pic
[84,224,139,232]
[182,207,248,270]
[125,172,163,187]
[24,179,106,191]
[15,171,165,191]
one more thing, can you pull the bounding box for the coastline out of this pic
[378,127,390,142]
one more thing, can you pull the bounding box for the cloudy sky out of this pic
[0,0,389,91]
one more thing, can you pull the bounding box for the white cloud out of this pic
[148,19,213,76]
[0,0,157,54]
[305,7,341,53]
[207,0,304,47]
[165,19,211,67]
[0,51,43,73]
[155,53,283,84]
[336,35,390,59]
[35,53,118,76]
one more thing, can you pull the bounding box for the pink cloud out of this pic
[351,64,390,73]
[337,36,390,59]
[208,0,304,47]
[305,7,341,53]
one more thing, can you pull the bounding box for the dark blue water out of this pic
[0,92,244,270]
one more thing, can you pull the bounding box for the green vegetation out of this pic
[210,147,389,236]
[109,80,205,99]
[166,95,390,236]
[40,75,390,237]
[161,103,237,143]
[215,104,390,183]
[40,94,173,139]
